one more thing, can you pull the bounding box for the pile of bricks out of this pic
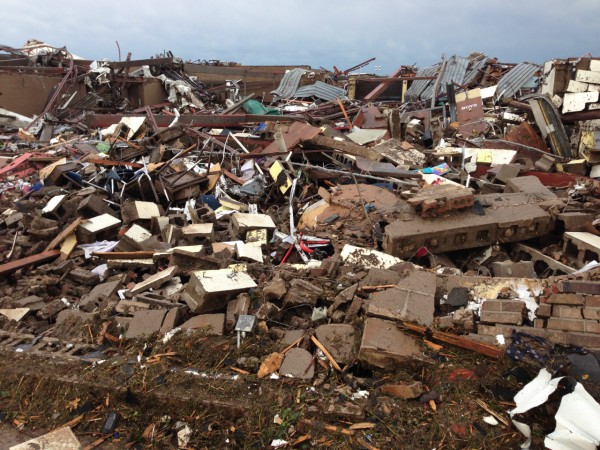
[477,280,600,351]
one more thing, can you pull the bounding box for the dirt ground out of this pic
[0,324,566,450]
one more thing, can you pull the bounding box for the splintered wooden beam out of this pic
[0,250,61,275]
[400,322,504,359]
[44,217,82,252]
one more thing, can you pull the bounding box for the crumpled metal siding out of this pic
[405,65,439,101]
[434,55,469,98]
[292,81,346,101]
[463,56,489,86]
[496,62,541,99]
[271,68,306,99]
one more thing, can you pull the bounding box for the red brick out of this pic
[567,332,600,349]
[582,308,600,320]
[551,305,583,319]
[561,281,600,295]
[536,303,552,318]
[547,317,585,332]
[477,324,569,345]
[480,310,522,325]
[585,296,600,308]
[547,293,585,306]
[584,321,600,334]
[534,318,546,328]
[481,299,526,312]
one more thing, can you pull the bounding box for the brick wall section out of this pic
[480,299,525,325]
[547,293,585,305]
[475,282,600,351]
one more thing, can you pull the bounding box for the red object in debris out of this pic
[451,423,468,438]
[448,368,479,381]
[416,247,428,258]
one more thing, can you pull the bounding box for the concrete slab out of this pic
[121,201,161,223]
[184,268,257,314]
[279,347,314,380]
[283,278,323,307]
[180,313,225,335]
[126,309,167,339]
[358,317,422,369]
[182,223,214,240]
[235,241,263,263]
[367,270,436,326]
[10,426,80,450]
[130,266,178,295]
[315,324,357,364]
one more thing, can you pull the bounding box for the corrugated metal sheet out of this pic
[463,56,489,86]
[405,64,439,101]
[435,55,469,98]
[497,62,541,99]
[271,68,306,99]
[293,81,346,101]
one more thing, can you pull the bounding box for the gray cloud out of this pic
[2,0,599,74]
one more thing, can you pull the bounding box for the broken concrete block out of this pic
[263,278,288,302]
[121,201,161,224]
[380,381,425,399]
[0,308,30,322]
[557,212,594,232]
[491,261,536,278]
[115,300,150,315]
[534,153,557,172]
[130,266,178,295]
[324,402,364,420]
[55,309,97,325]
[575,69,600,85]
[117,224,153,251]
[283,278,323,307]
[126,309,167,338]
[279,347,314,380]
[246,228,268,248]
[160,307,183,334]
[566,79,590,93]
[77,193,116,218]
[76,213,121,244]
[67,268,100,286]
[366,271,436,326]
[79,280,123,312]
[183,268,257,314]
[9,426,81,450]
[358,317,423,369]
[359,268,402,288]
[315,324,357,364]
[107,258,155,269]
[226,293,251,332]
[340,244,403,269]
[494,164,521,183]
[182,223,214,241]
[13,295,45,311]
[180,313,225,335]
[235,241,263,263]
[230,213,276,238]
[563,91,600,113]
[446,287,470,307]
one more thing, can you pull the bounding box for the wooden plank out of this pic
[0,250,61,276]
[44,217,82,252]
[401,322,504,359]
[92,251,156,259]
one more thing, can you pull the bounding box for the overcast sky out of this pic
[2,0,599,74]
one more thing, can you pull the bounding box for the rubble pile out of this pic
[2,41,600,448]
